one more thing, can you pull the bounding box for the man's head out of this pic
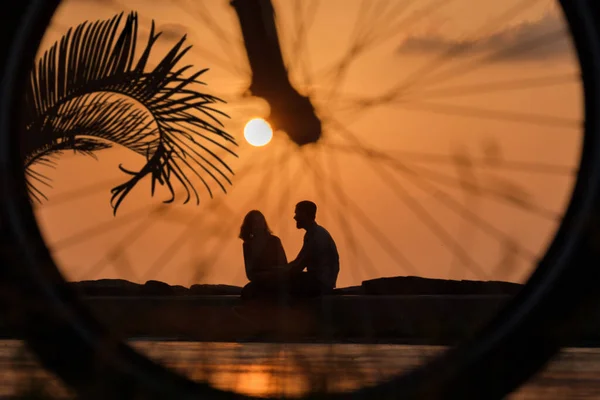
[294,200,317,230]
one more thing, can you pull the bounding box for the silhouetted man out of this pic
[286,200,339,297]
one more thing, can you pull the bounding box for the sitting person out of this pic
[239,210,287,300]
[284,200,340,297]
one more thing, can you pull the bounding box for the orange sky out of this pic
[30,0,582,288]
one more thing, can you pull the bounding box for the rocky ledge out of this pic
[69,276,523,297]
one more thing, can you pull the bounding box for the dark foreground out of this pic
[4,293,600,345]
[83,294,511,344]
[72,294,600,346]
[3,276,598,345]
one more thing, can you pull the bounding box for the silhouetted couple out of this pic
[239,201,339,301]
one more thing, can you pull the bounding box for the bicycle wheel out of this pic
[2,0,600,399]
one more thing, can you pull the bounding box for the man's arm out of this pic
[287,235,313,273]
[288,251,308,273]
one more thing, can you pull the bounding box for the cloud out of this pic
[156,23,190,42]
[396,12,572,62]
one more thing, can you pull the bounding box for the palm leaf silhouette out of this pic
[22,12,237,214]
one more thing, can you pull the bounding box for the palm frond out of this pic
[22,12,237,214]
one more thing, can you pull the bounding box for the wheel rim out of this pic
[3,0,600,398]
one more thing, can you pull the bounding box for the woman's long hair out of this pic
[239,210,272,241]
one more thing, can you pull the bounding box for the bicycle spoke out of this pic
[323,142,576,175]
[174,0,247,73]
[402,73,577,101]
[322,4,570,123]
[73,206,166,281]
[407,27,568,92]
[323,141,563,221]
[300,145,376,282]
[39,177,124,207]
[331,130,550,255]
[141,145,295,282]
[320,147,382,281]
[447,155,481,278]
[301,146,419,276]
[316,0,455,88]
[336,73,577,113]
[177,157,296,282]
[321,0,376,104]
[327,118,516,279]
[396,100,579,129]
[391,0,545,94]
[270,145,294,237]
[287,0,319,92]
[51,147,273,260]
[50,203,165,251]
[368,0,456,50]
[229,142,296,283]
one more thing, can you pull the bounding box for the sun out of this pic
[244,118,273,147]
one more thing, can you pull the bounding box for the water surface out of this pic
[2,340,599,398]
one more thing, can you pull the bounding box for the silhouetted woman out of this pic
[239,210,287,300]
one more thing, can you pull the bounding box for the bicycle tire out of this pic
[0,0,600,399]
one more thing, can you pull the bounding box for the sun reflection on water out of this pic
[130,341,444,397]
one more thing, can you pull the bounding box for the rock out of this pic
[68,275,522,298]
[189,284,242,295]
[361,276,522,296]
[71,279,142,296]
[332,285,364,295]
[141,280,175,296]
[172,285,190,296]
